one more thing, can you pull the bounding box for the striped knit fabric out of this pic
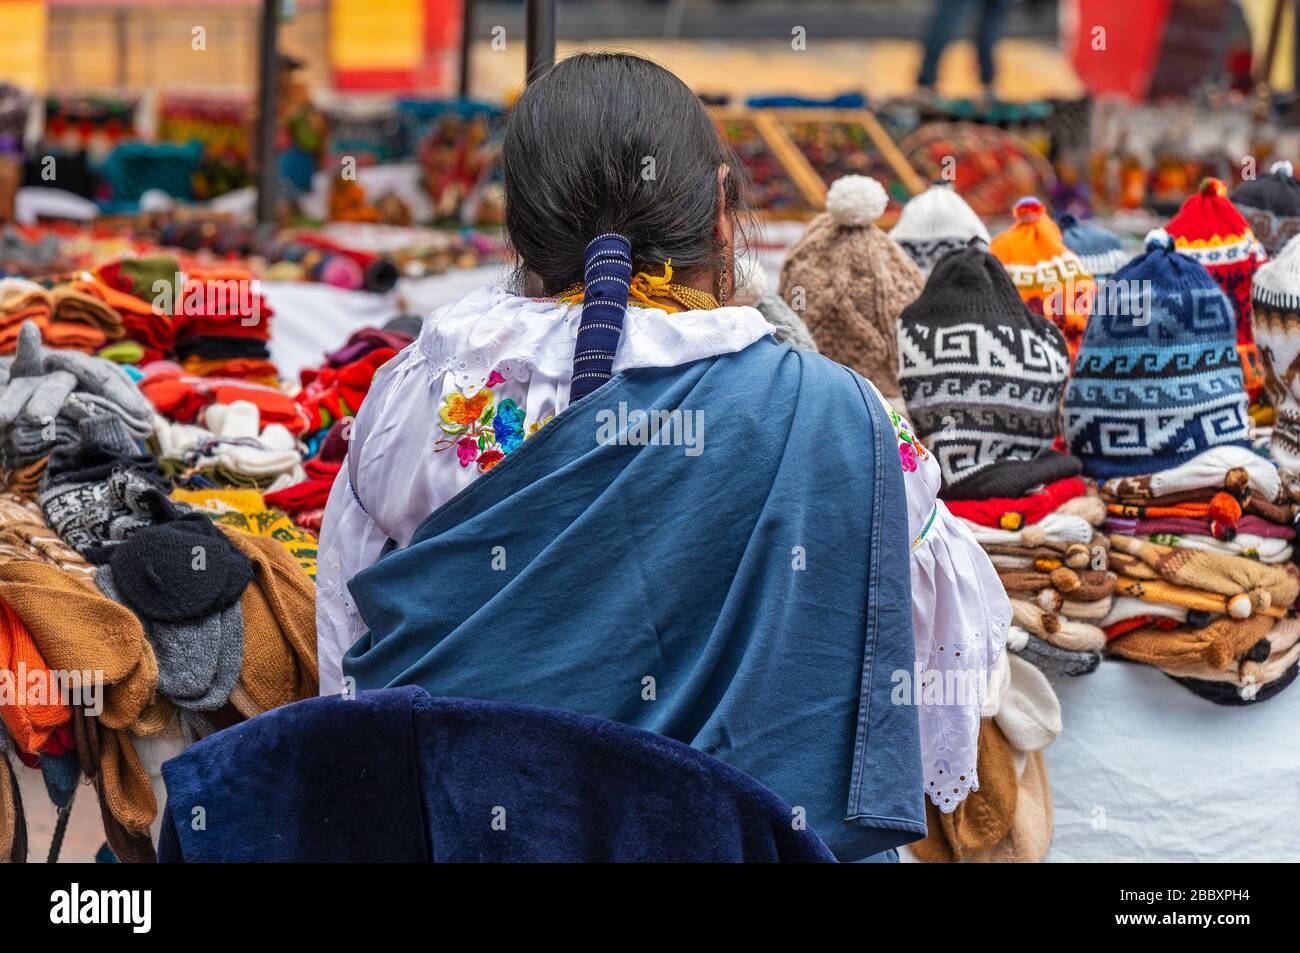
[1063,231,1251,479]
[568,234,634,403]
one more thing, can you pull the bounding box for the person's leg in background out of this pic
[917,0,974,90]
[976,0,1014,100]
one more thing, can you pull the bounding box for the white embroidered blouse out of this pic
[315,286,1008,812]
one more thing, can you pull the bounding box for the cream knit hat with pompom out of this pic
[778,175,924,397]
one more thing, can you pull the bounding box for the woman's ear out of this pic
[715,164,734,250]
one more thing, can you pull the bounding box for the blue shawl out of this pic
[345,337,924,860]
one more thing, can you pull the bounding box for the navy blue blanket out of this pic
[158,688,837,862]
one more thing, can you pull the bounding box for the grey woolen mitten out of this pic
[1012,631,1102,677]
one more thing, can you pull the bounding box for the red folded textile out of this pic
[263,461,341,514]
[140,368,309,435]
[945,477,1088,529]
[296,347,396,431]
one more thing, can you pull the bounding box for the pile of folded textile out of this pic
[0,279,54,354]
[88,255,182,363]
[0,315,322,862]
[899,242,1114,679]
[1065,230,1300,704]
[0,322,153,495]
[173,267,277,386]
[911,647,1061,863]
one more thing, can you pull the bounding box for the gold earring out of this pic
[719,251,729,305]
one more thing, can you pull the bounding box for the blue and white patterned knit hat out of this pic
[1056,213,1130,283]
[1063,229,1250,479]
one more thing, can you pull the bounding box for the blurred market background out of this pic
[4,0,1300,861]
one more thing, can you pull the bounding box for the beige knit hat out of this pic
[778,175,925,397]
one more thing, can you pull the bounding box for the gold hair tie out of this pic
[555,259,720,313]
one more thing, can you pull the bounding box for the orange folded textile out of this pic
[42,321,108,353]
[0,597,73,754]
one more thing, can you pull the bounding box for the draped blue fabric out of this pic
[344,338,924,860]
[158,688,837,862]
[568,233,634,402]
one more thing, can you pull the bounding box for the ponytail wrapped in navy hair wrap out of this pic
[569,233,634,402]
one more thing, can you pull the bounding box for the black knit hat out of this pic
[1231,159,1300,256]
[107,516,252,623]
[897,242,1070,488]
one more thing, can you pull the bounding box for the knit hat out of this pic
[95,565,244,711]
[989,197,1096,357]
[1057,213,1130,282]
[888,181,991,275]
[1231,160,1300,257]
[1251,233,1300,470]
[778,175,924,397]
[898,243,1070,488]
[1063,230,1251,479]
[105,515,252,624]
[1165,178,1268,395]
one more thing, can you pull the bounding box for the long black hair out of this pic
[503,52,753,296]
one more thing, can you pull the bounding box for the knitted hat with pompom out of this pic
[990,197,1096,360]
[1166,177,1268,397]
[778,175,924,397]
[889,181,991,275]
[1063,229,1250,478]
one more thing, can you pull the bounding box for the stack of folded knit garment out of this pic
[1065,230,1300,704]
[90,256,182,362]
[0,502,318,862]
[47,282,126,354]
[1165,178,1268,403]
[172,268,278,386]
[911,648,1061,863]
[0,321,155,496]
[889,180,991,276]
[0,279,53,354]
[295,345,395,437]
[1230,159,1300,257]
[140,364,309,436]
[989,196,1096,361]
[898,242,1111,678]
[263,418,347,535]
[150,398,305,492]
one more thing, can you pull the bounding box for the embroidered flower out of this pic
[527,415,554,438]
[486,370,506,387]
[492,398,527,454]
[899,441,918,472]
[455,435,479,467]
[440,389,494,429]
[477,448,505,472]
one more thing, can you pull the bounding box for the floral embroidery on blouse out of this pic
[887,406,928,473]
[435,375,551,473]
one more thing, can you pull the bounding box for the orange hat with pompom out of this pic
[989,197,1096,361]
